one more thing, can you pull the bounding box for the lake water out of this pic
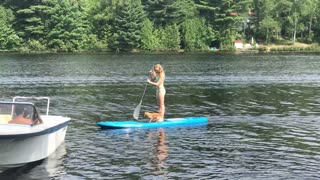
[1,53,320,179]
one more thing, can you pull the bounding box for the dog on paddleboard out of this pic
[144,112,161,122]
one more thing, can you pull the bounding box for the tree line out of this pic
[0,0,319,52]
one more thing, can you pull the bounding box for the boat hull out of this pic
[0,125,68,169]
[97,116,208,129]
[0,97,70,171]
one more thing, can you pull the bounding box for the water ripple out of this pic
[1,54,320,179]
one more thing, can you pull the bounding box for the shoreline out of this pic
[1,43,320,54]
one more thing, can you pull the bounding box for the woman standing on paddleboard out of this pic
[148,64,166,122]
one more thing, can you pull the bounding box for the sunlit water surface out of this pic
[1,53,320,179]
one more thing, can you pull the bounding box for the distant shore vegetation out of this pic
[1,0,320,53]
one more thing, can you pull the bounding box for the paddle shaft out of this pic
[133,65,154,120]
[133,83,147,119]
[139,83,148,103]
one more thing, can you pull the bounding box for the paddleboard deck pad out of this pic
[97,117,208,129]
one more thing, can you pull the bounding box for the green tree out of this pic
[46,0,90,52]
[142,0,175,26]
[155,24,180,50]
[86,0,118,46]
[253,0,281,43]
[143,0,196,27]
[0,0,56,50]
[296,0,318,42]
[6,0,57,43]
[309,0,320,42]
[16,5,48,40]
[195,0,252,49]
[260,17,280,43]
[109,0,146,52]
[140,19,159,50]
[0,6,21,50]
[181,17,216,50]
[303,0,317,39]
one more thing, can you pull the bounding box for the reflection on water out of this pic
[0,160,44,180]
[44,143,67,178]
[150,128,168,176]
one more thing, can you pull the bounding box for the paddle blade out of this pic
[133,102,142,120]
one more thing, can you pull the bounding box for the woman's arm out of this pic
[148,73,164,87]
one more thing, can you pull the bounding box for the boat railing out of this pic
[13,96,50,116]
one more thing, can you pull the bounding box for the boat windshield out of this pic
[0,102,43,125]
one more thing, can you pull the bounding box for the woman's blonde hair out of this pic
[154,64,164,74]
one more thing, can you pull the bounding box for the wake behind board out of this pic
[97,117,208,129]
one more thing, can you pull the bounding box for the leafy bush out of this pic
[30,40,46,51]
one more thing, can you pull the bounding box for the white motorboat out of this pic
[0,96,70,170]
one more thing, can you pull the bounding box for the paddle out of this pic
[133,83,148,120]
[133,65,155,120]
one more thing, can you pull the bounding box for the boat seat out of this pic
[0,115,12,124]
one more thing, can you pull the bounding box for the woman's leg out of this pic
[158,89,165,121]
[156,92,160,111]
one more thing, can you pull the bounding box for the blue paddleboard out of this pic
[97,117,208,129]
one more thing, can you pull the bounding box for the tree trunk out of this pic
[266,28,269,43]
[309,16,312,38]
[293,17,297,44]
